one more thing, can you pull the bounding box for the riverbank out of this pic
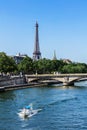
[0,82,48,92]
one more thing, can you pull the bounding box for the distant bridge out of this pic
[25,73,87,86]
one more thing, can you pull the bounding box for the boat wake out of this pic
[48,96,78,106]
[39,96,78,109]
[18,96,77,119]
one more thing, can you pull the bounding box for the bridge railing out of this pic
[25,73,87,77]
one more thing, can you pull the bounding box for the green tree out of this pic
[61,63,87,73]
[0,52,17,73]
[18,56,33,74]
[36,58,52,74]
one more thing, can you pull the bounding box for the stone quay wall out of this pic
[0,76,26,87]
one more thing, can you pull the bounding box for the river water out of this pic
[0,81,87,130]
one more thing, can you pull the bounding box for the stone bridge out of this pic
[25,73,87,86]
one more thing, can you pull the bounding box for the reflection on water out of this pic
[75,80,87,87]
[52,80,87,89]
[0,91,15,101]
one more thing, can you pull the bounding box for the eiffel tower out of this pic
[33,22,41,60]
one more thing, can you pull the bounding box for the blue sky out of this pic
[0,0,87,63]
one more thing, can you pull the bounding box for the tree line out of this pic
[0,52,87,74]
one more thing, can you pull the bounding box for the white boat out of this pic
[18,104,42,118]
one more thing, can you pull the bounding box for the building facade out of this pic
[13,53,27,64]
